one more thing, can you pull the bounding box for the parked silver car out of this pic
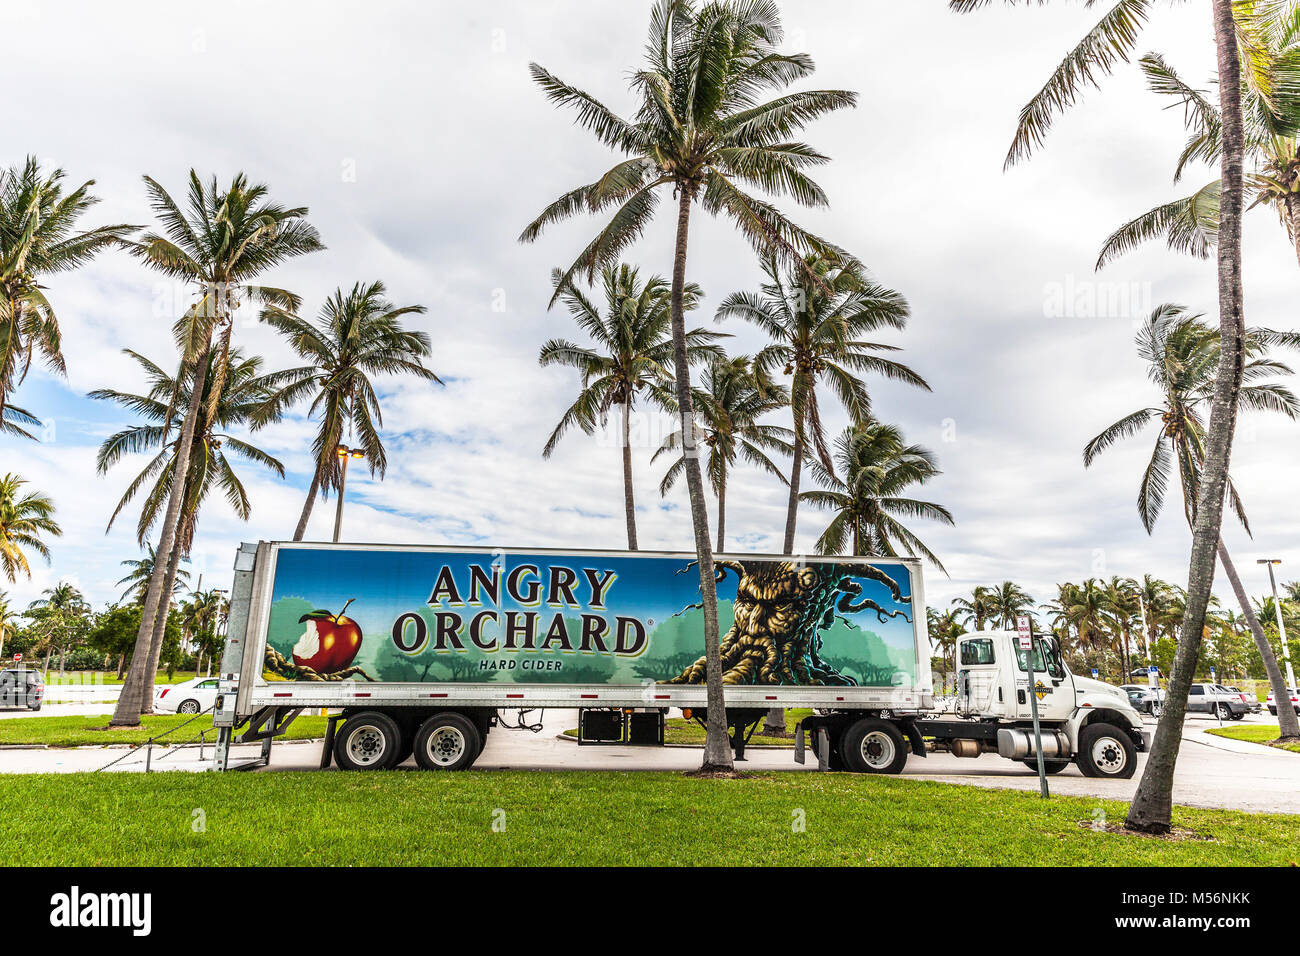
[1187,683,1249,719]
[1120,684,1164,715]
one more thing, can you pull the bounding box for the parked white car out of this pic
[155,677,219,715]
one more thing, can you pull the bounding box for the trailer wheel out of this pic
[1022,759,1069,774]
[840,718,908,774]
[334,711,402,771]
[1076,723,1137,779]
[413,713,482,771]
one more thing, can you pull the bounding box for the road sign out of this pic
[1091,668,1099,679]
[1016,615,1032,650]
[1147,664,1159,689]
[11,653,19,662]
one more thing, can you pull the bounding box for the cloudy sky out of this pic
[4,0,1297,614]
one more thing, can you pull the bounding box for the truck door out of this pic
[956,636,1007,717]
[1012,637,1073,722]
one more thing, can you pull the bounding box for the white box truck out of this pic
[212,542,1148,778]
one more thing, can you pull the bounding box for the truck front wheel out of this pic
[1022,759,1069,774]
[413,713,482,771]
[1076,723,1137,779]
[840,718,908,774]
[334,711,402,771]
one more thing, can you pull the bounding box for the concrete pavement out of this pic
[0,708,1295,814]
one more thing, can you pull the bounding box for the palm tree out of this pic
[654,354,790,550]
[0,474,61,583]
[1064,579,1122,676]
[116,544,191,605]
[718,253,928,552]
[93,348,286,553]
[951,0,1258,835]
[929,607,966,693]
[539,264,717,550]
[983,581,1036,630]
[111,172,321,727]
[953,586,997,632]
[799,421,951,567]
[1135,574,1175,658]
[95,345,287,714]
[255,280,436,541]
[179,588,225,677]
[1101,576,1142,678]
[1084,304,1300,738]
[521,0,858,771]
[26,582,90,675]
[0,590,13,662]
[1097,13,1300,270]
[0,156,135,423]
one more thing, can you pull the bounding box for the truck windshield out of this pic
[1013,640,1064,679]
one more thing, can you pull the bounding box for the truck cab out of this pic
[951,628,1148,777]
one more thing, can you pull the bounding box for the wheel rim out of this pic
[1217,704,1228,718]
[1090,735,1128,775]
[346,725,387,766]
[425,726,467,766]
[181,701,198,714]
[859,730,895,770]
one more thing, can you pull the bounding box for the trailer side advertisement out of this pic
[260,546,920,689]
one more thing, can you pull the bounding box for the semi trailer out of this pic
[212,542,1148,778]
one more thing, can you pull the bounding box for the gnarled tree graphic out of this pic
[666,559,910,687]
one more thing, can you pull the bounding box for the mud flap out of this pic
[793,720,805,764]
[897,718,927,758]
[816,728,830,771]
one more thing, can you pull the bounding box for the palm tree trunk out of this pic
[110,337,212,727]
[1217,540,1300,737]
[293,471,321,541]
[621,397,638,550]
[716,465,726,552]
[0,291,20,423]
[1285,192,1300,269]
[141,538,187,713]
[783,428,804,553]
[669,188,731,772]
[1128,0,1247,832]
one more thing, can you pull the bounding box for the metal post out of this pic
[1018,615,1048,798]
[1262,560,1296,691]
[332,453,350,543]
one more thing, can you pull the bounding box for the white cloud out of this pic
[2,1,1297,618]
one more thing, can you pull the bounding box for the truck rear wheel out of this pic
[1076,723,1137,779]
[413,712,482,771]
[840,718,908,774]
[334,711,402,771]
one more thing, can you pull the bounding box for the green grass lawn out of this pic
[0,713,328,748]
[564,708,812,746]
[42,670,198,686]
[1206,724,1300,753]
[0,770,1294,866]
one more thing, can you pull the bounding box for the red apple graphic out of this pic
[292,599,362,673]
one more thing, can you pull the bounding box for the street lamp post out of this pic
[333,444,365,543]
[1258,559,1295,690]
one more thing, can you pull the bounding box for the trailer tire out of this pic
[1076,723,1136,779]
[413,712,481,771]
[334,711,402,771]
[1022,759,1069,774]
[840,718,908,774]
